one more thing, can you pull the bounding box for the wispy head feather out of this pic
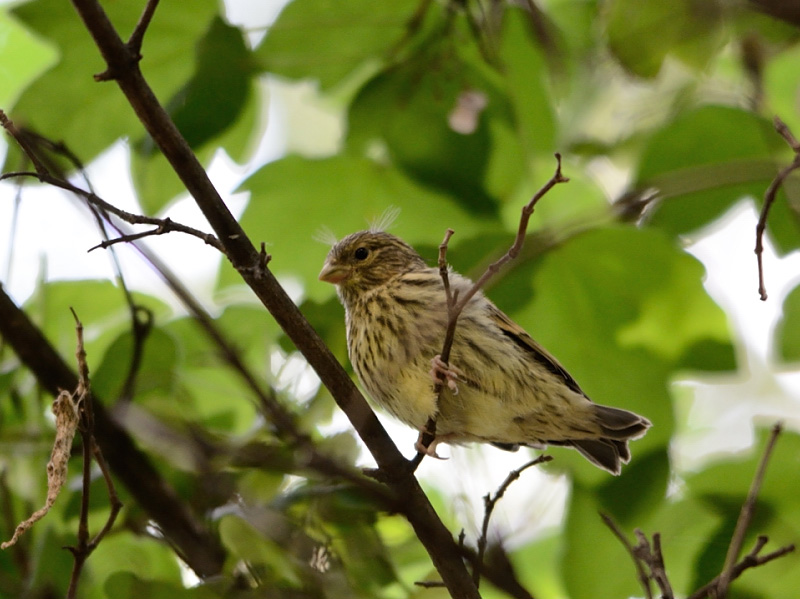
[313,225,339,246]
[369,206,401,233]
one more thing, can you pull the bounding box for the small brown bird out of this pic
[319,230,650,474]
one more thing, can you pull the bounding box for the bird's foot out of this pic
[429,355,462,395]
[414,430,448,460]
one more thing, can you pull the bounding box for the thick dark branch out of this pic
[0,284,225,577]
[755,117,800,301]
[65,1,480,595]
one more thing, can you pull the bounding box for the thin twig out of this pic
[756,117,800,301]
[127,0,160,57]
[688,537,795,599]
[716,422,783,596]
[416,154,568,460]
[600,513,654,599]
[64,310,121,599]
[473,456,552,588]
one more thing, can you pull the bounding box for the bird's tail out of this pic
[557,405,651,475]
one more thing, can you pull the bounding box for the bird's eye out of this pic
[354,247,369,261]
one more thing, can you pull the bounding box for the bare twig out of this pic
[688,537,795,599]
[716,422,783,596]
[0,112,224,253]
[756,117,800,301]
[127,0,160,57]
[416,154,568,459]
[473,456,552,587]
[64,310,122,599]
[600,513,654,599]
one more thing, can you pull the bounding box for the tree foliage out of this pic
[1,0,799,598]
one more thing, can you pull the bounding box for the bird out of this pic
[319,229,651,474]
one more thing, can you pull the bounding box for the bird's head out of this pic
[319,231,426,300]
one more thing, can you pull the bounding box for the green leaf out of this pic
[637,106,784,236]
[347,55,500,213]
[605,0,726,78]
[0,10,57,108]
[133,17,260,213]
[218,154,497,300]
[776,283,800,362]
[498,7,556,158]
[562,484,641,599]
[92,327,178,402]
[255,0,421,89]
[495,227,732,480]
[9,0,219,164]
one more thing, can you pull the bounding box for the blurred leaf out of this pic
[133,18,260,213]
[24,280,171,363]
[638,106,785,236]
[497,227,733,481]
[92,327,178,402]
[498,7,556,158]
[347,53,500,213]
[0,10,57,108]
[562,483,641,599]
[776,283,800,362]
[606,0,726,77]
[255,0,421,89]
[8,0,218,164]
[219,154,498,300]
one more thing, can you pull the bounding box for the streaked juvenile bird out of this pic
[319,230,650,474]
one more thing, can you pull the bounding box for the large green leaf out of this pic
[637,106,786,237]
[605,0,726,78]
[218,154,498,301]
[255,0,421,89]
[494,226,733,481]
[0,10,57,108]
[9,0,218,164]
[347,53,502,213]
[132,17,260,213]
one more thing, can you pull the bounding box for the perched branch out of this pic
[755,117,800,301]
[61,1,484,595]
[416,154,569,460]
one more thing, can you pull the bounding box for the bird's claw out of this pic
[414,432,448,460]
[430,355,462,395]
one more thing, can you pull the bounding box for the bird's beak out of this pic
[319,261,350,284]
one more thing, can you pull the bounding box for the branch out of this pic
[65,310,122,599]
[687,537,795,599]
[755,117,800,301]
[0,165,224,253]
[415,154,569,459]
[473,456,552,588]
[600,513,655,599]
[64,1,481,595]
[716,422,783,596]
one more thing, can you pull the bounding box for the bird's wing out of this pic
[487,303,586,397]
